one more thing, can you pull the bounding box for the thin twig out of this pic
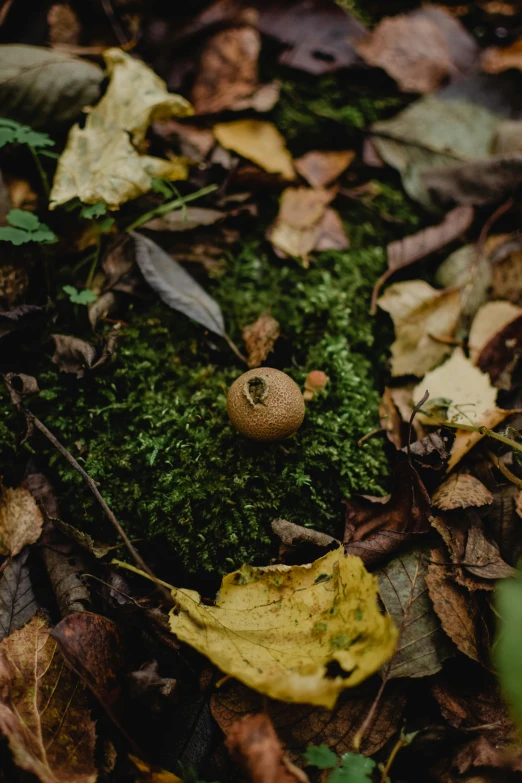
[26,410,173,605]
[100,0,129,47]
[352,662,391,751]
[488,450,522,489]
[124,185,218,233]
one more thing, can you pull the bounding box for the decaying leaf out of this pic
[371,96,499,208]
[130,755,182,782]
[313,208,349,252]
[133,232,225,336]
[357,10,474,94]
[468,300,521,364]
[47,3,81,47]
[344,461,430,569]
[448,407,515,472]
[426,548,483,662]
[144,207,225,232]
[477,312,522,387]
[50,48,192,209]
[41,546,90,616]
[0,481,43,557]
[191,26,271,115]
[295,150,355,188]
[54,519,112,559]
[482,38,522,74]
[161,547,397,708]
[432,473,493,511]
[0,549,38,640]
[268,187,343,264]
[242,313,280,368]
[378,281,460,377]
[0,614,97,783]
[225,713,309,783]
[211,676,407,761]
[213,120,295,179]
[378,548,454,678]
[0,44,102,127]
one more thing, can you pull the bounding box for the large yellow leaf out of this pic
[213,119,295,179]
[166,547,397,708]
[50,48,192,209]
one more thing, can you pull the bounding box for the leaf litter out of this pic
[5,2,522,781]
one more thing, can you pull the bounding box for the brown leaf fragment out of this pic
[41,546,90,615]
[242,313,280,368]
[426,548,482,662]
[423,154,522,209]
[0,614,97,783]
[344,461,430,569]
[191,26,274,115]
[51,334,96,378]
[52,612,130,745]
[477,312,522,386]
[388,206,474,271]
[379,387,406,449]
[432,672,516,747]
[48,3,81,47]
[451,735,522,776]
[468,300,521,364]
[295,150,355,188]
[225,713,309,782]
[357,8,477,94]
[463,523,516,580]
[432,473,494,511]
[482,38,522,74]
[314,208,349,252]
[0,482,43,557]
[144,207,225,232]
[268,187,334,264]
[153,119,215,162]
[372,205,473,312]
[211,676,406,761]
[271,519,337,563]
[0,549,39,640]
[129,755,182,782]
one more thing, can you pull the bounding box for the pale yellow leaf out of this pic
[129,755,182,782]
[468,300,522,363]
[448,407,515,472]
[378,281,461,377]
[0,483,43,557]
[50,48,192,209]
[413,348,497,425]
[213,119,295,179]
[167,547,397,709]
[432,473,493,511]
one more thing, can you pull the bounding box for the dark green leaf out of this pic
[7,209,39,231]
[80,202,107,219]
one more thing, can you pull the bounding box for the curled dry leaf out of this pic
[344,461,430,569]
[162,546,397,708]
[0,549,38,640]
[294,150,355,188]
[379,387,406,449]
[0,614,97,783]
[133,232,225,336]
[41,546,90,616]
[225,713,309,783]
[378,548,454,678]
[211,676,407,761]
[432,473,494,511]
[426,548,483,662]
[378,280,460,377]
[242,312,280,368]
[0,482,43,557]
[0,44,102,127]
[213,120,295,180]
[477,312,522,387]
[50,48,192,209]
[468,300,521,364]
[191,26,265,115]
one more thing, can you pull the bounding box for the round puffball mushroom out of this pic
[227,368,305,441]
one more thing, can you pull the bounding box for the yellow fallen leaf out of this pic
[448,407,515,472]
[0,481,43,557]
[213,119,295,179]
[50,48,192,209]
[378,281,461,377]
[468,300,522,363]
[166,547,396,708]
[129,755,182,783]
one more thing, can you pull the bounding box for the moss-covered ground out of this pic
[0,76,421,578]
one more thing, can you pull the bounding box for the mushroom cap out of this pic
[305,370,328,391]
[227,368,305,441]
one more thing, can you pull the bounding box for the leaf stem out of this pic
[29,145,50,196]
[124,184,218,233]
[437,418,522,453]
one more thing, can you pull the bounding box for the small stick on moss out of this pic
[3,374,173,605]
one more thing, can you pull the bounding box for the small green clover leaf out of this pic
[304,745,338,769]
[329,753,376,783]
[0,118,54,150]
[80,202,108,219]
[63,285,97,305]
[0,209,57,245]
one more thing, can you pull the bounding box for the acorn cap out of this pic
[227,368,305,441]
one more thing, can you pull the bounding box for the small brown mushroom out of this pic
[227,368,305,441]
[303,370,328,401]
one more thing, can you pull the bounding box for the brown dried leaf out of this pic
[477,312,522,386]
[0,614,97,783]
[426,549,482,662]
[211,677,406,761]
[294,150,355,188]
[144,207,225,232]
[41,546,90,615]
[0,482,43,557]
[314,208,349,252]
[192,26,260,114]
[344,461,430,568]
[213,120,295,179]
[242,313,280,368]
[378,281,460,377]
[432,473,493,511]
[491,243,522,305]
[468,300,522,364]
[482,38,522,73]
[48,3,81,47]
[225,713,309,783]
[51,334,96,378]
[379,387,406,449]
[268,187,334,264]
